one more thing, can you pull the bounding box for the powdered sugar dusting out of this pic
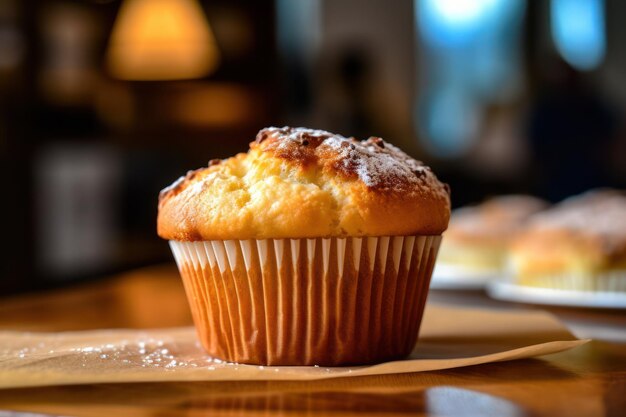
[258,127,441,193]
[329,138,427,188]
[529,190,626,253]
[261,126,336,144]
[158,168,205,206]
[533,194,626,234]
[158,175,185,203]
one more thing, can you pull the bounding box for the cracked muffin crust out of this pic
[158,127,450,241]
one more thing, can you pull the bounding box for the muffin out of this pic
[437,195,547,274]
[508,189,626,292]
[158,127,451,366]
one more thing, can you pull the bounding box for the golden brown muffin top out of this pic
[158,127,450,241]
[444,195,548,246]
[510,189,626,268]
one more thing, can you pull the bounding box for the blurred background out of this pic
[0,0,625,294]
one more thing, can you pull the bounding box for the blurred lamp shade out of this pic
[106,0,220,81]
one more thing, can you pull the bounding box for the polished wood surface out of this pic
[0,265,625,417]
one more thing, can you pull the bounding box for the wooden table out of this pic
[0,265,625,417]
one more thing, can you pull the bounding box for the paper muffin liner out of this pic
[169,235,442,366]
[513,271,626,293]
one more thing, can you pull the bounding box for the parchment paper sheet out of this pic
[0,304,588,388]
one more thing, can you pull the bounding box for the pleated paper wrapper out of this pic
[169,235,441,366]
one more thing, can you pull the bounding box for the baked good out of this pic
[158,126,451,365]
[158,128,449,240]
[508,189,626,292]
[437,195,547,273]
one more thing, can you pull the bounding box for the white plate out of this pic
[488,281,626,309]
[430,263,500,290]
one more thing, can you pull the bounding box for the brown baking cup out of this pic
[169,235,442,366]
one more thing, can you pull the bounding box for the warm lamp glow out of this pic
[106,0,220,80]
[170,84,255,127]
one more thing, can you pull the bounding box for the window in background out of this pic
[415,0,526,158]
[35,144,121,280]
[276,0,321,123]
[551,0,605,71]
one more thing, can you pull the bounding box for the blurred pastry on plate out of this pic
[508,189,626,292]
[437,195,548,274]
